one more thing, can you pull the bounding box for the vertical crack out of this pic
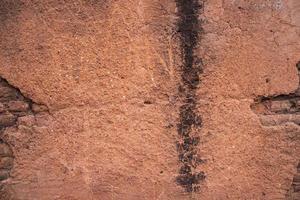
[175,0,205,193]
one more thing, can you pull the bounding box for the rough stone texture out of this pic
[198,0,300,199]
[1,1,183,199]
[0,0,299,200]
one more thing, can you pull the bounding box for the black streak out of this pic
[175,0,205,193]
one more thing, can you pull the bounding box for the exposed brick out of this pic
[251,63,300,199]
[0,113,17,127]
[270,100,293,113]
[294,181,300,186]
[250,102,270,115]
[0,79,18,184]
[294,175,300,183]
[258,116,275,126]
[296,100,300,107]
[0,85,18,101]
[0,77,47,186]
[0,170,9,181]
[7,100,29,112]
[294,185,300,192]
[0,144,12,157]
[32,103,48,113]
[0,157,13,170]
[293,193,300,200]
[258,115,300,126]
[17,115,35,127]
[251,63,300,126]
[289,115,300,125]
[0,103,5,113]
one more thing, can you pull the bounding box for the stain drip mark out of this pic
[175,0,205,193]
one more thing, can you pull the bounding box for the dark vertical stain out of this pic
[175,0,205,193]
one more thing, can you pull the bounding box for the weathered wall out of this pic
[0,1,184,199]
[199,0,300,199]
[0,0,299,199]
